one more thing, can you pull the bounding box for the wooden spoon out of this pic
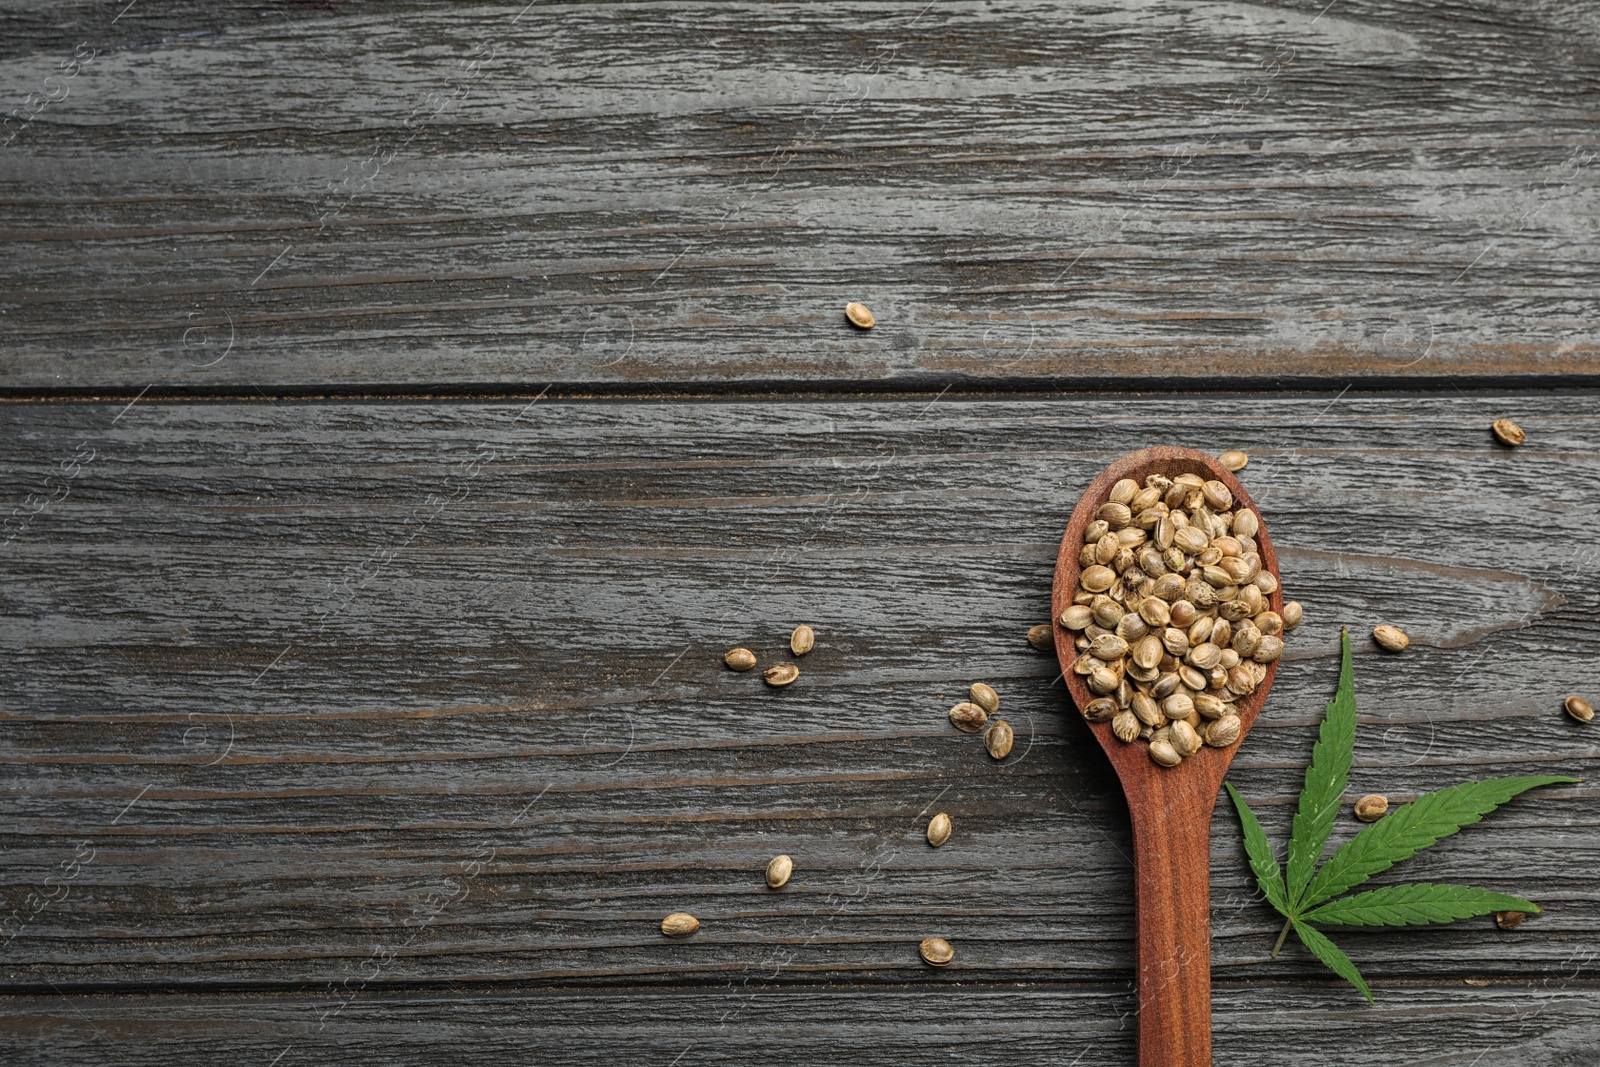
[1052,446,1282,1067]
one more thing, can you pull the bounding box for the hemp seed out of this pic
[1070,465,1291,767]
[1170,719,1202,758]
[1204,714,1241,748]
[919,937,954,966]
[1109,478,1141,505]
[1148,738,1183,767]
[763,663,800,687]
[949,701,989,733]
[1372,625,1410,652]
[661,913,700,937]
[1060,605,1095,630]
[765,854,794,888]
[1491,418,1525,447]
[927,812,952,847]
[985,719,1015,760]
[1083,697,1118,722]
[1354,794,1389,822]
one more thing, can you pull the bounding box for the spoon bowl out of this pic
[1052,446,1283,1067]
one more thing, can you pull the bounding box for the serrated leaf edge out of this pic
[1300,775,1579,909]
[1285,629,1358,908]
[1292,920,1374,1004]
[1302,882,1540,927]
[1226,781,1288,915]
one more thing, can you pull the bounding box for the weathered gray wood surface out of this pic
[3,1,1600,391]
[5,0,1600,1061]
[0,983,1597,1066]
[1,395,1595,1067]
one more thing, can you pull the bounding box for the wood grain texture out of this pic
[0,392,1595,1013]
[1053,446,1287,1067]
[6,1,1600,1058]
[1,982,1598,1066]
[4,1,1600,391]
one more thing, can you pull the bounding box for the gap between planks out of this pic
[2,377,1600,405]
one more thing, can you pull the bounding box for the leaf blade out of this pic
[1225,781,1288,916]
[1292,920,1373,1004]
[1301,775,1577,910]
[1303,882,1539,927]
[1285,628,1358,907]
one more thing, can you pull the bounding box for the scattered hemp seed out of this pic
[790,625,815,656]
[765,855,794,889]
[1491,418,1526,447]
[1565,696,1594,723]
[1027,624,1054,651]
[927,812,952,847]
[1372,625,1410,652]
[763,663,800,687]
[845,302,875,329]
[919,937,954,966]
[661,913,700,937]
[969,682,1000,715]
[948,701,989,733]
[1354,794,1389,822]
[724,648,757,671]
[1495,910,1527,930]
[984,719,1015,760]
[1218,450,1249,472]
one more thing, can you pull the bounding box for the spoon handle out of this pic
[1130,796,1216,1067]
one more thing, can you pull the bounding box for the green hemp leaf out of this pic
[1224,628,1577,1002]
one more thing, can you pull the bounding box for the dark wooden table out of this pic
[2,3,1597,1064]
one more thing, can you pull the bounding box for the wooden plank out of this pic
[0,393,1595,996]
[0,982,1597,1066]
[4,2,1600,391]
